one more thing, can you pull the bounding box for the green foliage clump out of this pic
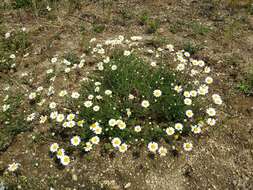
[0,93,30,151]
[190,22,211,36]
[237,72,253,95]
[2,31,30,52]
[63,52,80,66]
[93,24,105,33]
[73,53,187,143]
[182,42,203,55]
[138,12,160,34]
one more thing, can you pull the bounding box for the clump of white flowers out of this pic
[13,35,223,166]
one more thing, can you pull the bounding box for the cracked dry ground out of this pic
[0,0,253,189]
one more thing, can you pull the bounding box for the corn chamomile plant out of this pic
[23,35,222,166]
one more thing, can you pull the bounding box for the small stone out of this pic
[72,174,78,181]
[124,182,131,189]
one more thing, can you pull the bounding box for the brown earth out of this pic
[0,0,253,189]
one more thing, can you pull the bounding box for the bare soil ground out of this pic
[0,0,253,189]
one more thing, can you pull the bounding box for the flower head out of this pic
[112,137,121,148]
[8,162,20,172]
[183,142,193,151]
[50,143,59,153]
[158,146,167,156]
[148,142,158,153]
[153,89,162,97]
[60,155,70,166]
[141,100,150,108]
[71,136,81,146]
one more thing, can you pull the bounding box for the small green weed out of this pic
[1,30,30,52]
[183,42,203,55]
[190,22,211,36]
[169,20,185,34]
[237,72,253,95]
[137,12,159,34]
[93,24,105,33]
[63,52,80,66]
[146,19,160,34]
[0,93,31,151]
[138,11,149,25]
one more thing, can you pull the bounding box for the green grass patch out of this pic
[182,42,204,55]
[190,22,211,36]
[92,24,105,33]
[0,93,31,151]
[237,71,253,95]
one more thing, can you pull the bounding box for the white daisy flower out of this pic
[90,136,100,145]
[2,104,10,112]
[198,60,205,67]
[56,148,65,159]
[174,85,183,93]
[71,136,81,146]
[111,65,117,71]
[94,126,102,135]
[128,94,135,100]
[158,146,167,156]
[198,85,209,95]
[71,92,80,99]
[108,119,117,127]
[9,54,16,59]
[51,57,58,64]
[166,44,174,52]
[84,142,93,152]
[50,143,59,153]
[175,123,183,131]
[184,98,192,105]
[84,100,93,108]
[206,108,216,117]
[191,126,201,134]
[60,155,70,166]
[134,125,142,132]
[176,64,185,71]
[190,90,197,97]
[93,105,100,112]
[148,142,158,153]
[68,120,76,128]
[112,137,121,148]
[150,61,157,67]
[5,32,11,39]
[105,90,112,95]
[88,95,94,100]
[67,113,75,121]
[39,115,47,124]
[124,50,131,56]
[183,142,193,151]
[186,110,194,118]
[117,120,126,130]
[205,77,213,84]
[49,102,57,109]
[207,118,216,126]
[7,162,20,172]
[183,91,190,98]
[141,100,150,108]
[29,92,37,100]
[212,94,222,105]
[166,127,175,136]
[119,143,128,153]
[56,114,65,123]
[153,89,162,97]
[50,111,58,120]
[59,90,68,97]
